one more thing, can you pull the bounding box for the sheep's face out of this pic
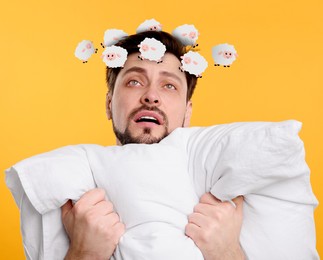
[149,25,159,31]
[106,53,117,61]
[184,56,191,64]
[188,31,197,39]
[106,53,192,145]
[140,44,149,52]
[223,51,233,59]
[82,43,94,53]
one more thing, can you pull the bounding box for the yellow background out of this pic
[1,0,322,258]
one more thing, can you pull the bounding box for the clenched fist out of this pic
[61,188,125,260]
[186,193,245,260]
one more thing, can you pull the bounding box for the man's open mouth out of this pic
[133,111,164,126]
[136,116,160,125]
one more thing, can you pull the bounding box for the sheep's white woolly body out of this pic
[136,19,162,33]
[212,44,237,66]
[138,38,166,62]
[172,24,199,47]
[102,46,128,68]
[180,51,208,77]
[74,40,97,62]
[102,29,128,47]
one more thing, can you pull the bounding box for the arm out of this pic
[62,188,125,260]
[186,193,245,260]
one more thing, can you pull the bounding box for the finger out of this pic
[109,222,126,245]
[77,188,106,207]
[199,192,221,205]
[185,222,201,240]
[188,212,209,228]
[92,200,114,216]
[112,222,126,238]
[193,203,216,216]
[61,199,73,218]
[232,195,244,212]
[103,212,121,226]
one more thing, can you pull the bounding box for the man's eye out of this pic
[164,84,176,90]
[128,80,141,87]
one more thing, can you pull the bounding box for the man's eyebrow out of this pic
[160,71,184,84]
[122,66,147,75]
[121,66,183,84]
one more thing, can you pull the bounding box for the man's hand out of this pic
[61,188,125,260]
[185,193,245,260]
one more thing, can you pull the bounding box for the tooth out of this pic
[140,116,157,120]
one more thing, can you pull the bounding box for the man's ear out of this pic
[183,101,192,127]
[106,92,112,120]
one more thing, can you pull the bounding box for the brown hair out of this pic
[106,31,198,101]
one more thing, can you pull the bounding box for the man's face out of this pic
[106,52,192,145]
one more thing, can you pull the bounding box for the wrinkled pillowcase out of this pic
[5,120,319,260]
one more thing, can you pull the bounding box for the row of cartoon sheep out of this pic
[75,19,238,77]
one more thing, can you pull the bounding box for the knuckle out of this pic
[114,213,122,223]
[119,222,126,232]
[193,203,202,212]
[223,202,234,212]
[105,200,114,211]
[95,188,106,196]
[185,223,193,232]
[185,224,196,239]
[84,210,96,224]
[115,223,126,237]
[103,231,114,241]
[199,193,209,202]
[114,212,121,221]
[97,221,109,234]
[199,229,211,243]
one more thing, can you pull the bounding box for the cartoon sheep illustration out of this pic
[101,46,128,68]
[179,51,208,78]
[138,38,166,63]
[172,24,199,47]
[74,40,98,63]
[101,29,128,48]
[136,19,162,33]
[212,43,238,67]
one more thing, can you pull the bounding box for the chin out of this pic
[114,125,169,145]
[134,127,168,144]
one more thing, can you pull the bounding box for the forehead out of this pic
[118,53,185,82]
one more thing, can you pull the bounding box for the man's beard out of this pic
[112,105,170,145]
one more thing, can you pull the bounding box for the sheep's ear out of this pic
[182,33,187,36]
[117,53,121,58]
[137,44,141,47]
[235,53,238,58]
[218,51,222,55]
[193,61,198,65]
[151,47,156,51]
[159,24,162,28]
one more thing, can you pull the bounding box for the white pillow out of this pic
[178,120,319,259]
[6,120,319,260]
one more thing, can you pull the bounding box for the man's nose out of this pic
[140,88,161,106]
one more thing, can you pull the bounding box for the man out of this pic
[62,31,245,260]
